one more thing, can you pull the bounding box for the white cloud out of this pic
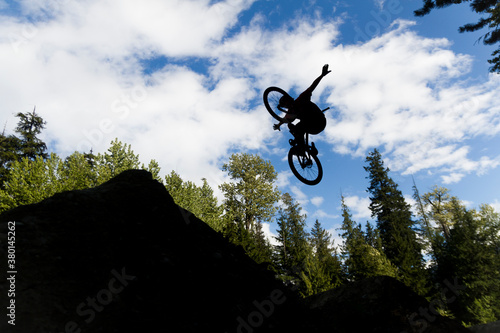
[311,196,324,207]
[262,222,279,246]
[327,224,344,249]
[0,0,269,188]
[441,172,465,185]
[276,170,293,189]
[343,195,372,220]
[290,185,309,210]
[490,200,500,213]
[1,2,499,193]
[312,209,338,220]
[323,20,500,182]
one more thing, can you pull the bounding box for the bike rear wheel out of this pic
[263,86,292,122]
[288,147,323,185]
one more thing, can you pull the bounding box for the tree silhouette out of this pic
[415,0,500,73]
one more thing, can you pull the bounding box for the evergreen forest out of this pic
[1,110,499,327]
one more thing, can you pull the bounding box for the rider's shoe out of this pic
[309,142,318,155]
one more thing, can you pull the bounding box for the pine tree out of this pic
[364,149,427,294]
[339,195,360,280]
[364,221,383,253]
[247,221,274,265]
[436,201,500,325]
[302,220,343,295]
[415,0,500,73]
[274,192,310,293]
[310,220,331,262]
[339,196,398,281]
[14,108,48,161]
[1,109,47,188]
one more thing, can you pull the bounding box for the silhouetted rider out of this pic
[273,64,331,146]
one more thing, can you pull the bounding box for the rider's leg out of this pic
[288,122,306,148]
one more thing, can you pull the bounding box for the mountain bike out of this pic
[263,86,325,186]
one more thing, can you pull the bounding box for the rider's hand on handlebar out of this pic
[273,123,281,131]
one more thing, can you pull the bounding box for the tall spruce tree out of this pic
[1,109,48,188]
[301,219,343,295]
[310,219,333,263]
[14,108,48,161]
[364,149,427,294]
[274,192,310,292]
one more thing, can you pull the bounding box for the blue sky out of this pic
[1,0,499,245]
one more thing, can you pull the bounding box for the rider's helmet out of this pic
[278,95,294,109]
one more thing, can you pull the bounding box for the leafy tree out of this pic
[144,159,162,184]
[0,140,159,214]
[59,151,99,191]
[415,0,500,73]
[95,138,140,181]
[219,153,280,264]
[165,170,224,232]
[274,192,311,294]
[0,153,67,212]
[413,184,459,264]
[220,153,280,231]
[364,149,427,294]
[0,132,21,188]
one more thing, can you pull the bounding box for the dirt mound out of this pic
[304,275,469,333]
[0,170,469,332]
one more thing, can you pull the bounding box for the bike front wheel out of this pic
[288,148,323,185]
[263,86,292,122]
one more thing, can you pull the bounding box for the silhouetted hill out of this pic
[0,170,470,332]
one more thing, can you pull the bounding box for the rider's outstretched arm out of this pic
[303,64,331,96]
